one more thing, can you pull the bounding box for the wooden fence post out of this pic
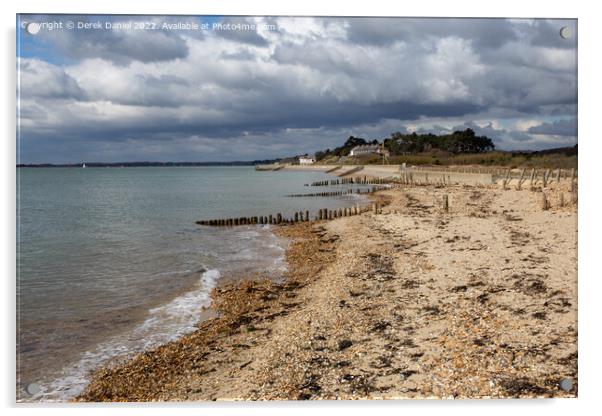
[517,168,526,190]
[542,192,550,210]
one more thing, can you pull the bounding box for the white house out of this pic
[299,155,316,165]
[349,144,389,157]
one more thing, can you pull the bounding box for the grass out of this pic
[318,151,577,170]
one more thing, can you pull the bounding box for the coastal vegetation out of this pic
[312,129,577,170]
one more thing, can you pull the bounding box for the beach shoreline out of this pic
[77,178,577,401]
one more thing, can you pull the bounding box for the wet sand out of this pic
[78,179,577,401]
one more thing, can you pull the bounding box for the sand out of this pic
[78,178,577,401]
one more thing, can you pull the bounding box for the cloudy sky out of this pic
[17,15,577,163]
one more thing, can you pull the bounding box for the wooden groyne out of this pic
[287,186,389,198]
[195,202,383,227]
[411,165,577,180]
[325,165,342,173]
[255,163,287,171]
[338,166,364,177]
[310,176,391,187]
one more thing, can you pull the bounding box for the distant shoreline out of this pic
[16,162,270,168]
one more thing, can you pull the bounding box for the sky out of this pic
[17,15,577,164]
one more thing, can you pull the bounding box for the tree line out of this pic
[315,128,495,161]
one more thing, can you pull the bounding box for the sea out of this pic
[16,166,367,401]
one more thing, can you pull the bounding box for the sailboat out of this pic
[82,163,86,168]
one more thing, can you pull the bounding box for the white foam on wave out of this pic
[33,269,221,402]
[28,225,290,402]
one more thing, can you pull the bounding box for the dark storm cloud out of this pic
[18,58,86,100]
[528,19,578,49]
[17,16,578,163]
[346,17,517,49]
[24,15,192,65]
[528,118,577,136]
[56,29,188,65]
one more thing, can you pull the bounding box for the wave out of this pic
[25,225,289,402]
[33,268,221,402]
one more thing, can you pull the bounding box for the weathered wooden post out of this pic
[542,192,550,210]
[517,168,526,190]
[530,168,537,190]
[443,194,449,213]
[556,168,562,183]
[570,168,576,193]
[542,170,547,188]
[277,213,282,224]
[503,168,511,190]
[305,210,309,222]
[571,188,577,205]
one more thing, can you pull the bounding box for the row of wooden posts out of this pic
[309,176,392,186]
[511,167,576,190]
[338,166,365,177]
[541,190,577,210]
[288,186,390,198]
[412,165,577,178]
[394,171,452,187]
[196,202,383,227]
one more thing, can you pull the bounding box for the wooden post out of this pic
[542,192,550,210]
[305,210,309,222]
[277,213,282,224]
[443,194,449,213]
[559,193,565,207]
[517,168,526,190]
[502,168,510,190]
[542,170,547,188]
[570,168,576,193]
[571,188,577,205]
[556,168,561,183]
[530,168,536,190]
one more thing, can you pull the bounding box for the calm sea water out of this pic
[16,166,366,401]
